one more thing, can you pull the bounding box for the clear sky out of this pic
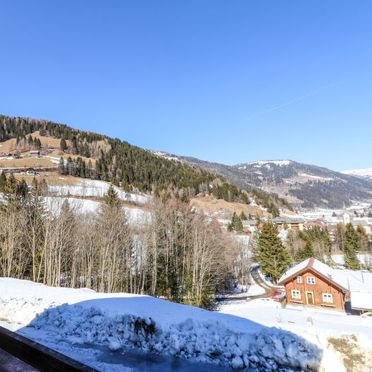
[0,1,371,171]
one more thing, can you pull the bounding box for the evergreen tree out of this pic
[58,157,66,175]
[258,222,291,282]
[230,212,243,232]
[235,216,243,232]
[267,203,280,218]
[356,225,369,252]
[0,172,6,192]
[296,241,314,261]
[344,223,361,270]
[60,138,67,151]
[5,174,17,195]
[104,184,120,208]
[16,179,29,199]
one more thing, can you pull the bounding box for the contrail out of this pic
[245,81,343,121]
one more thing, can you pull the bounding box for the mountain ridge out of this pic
[342,167,372,182]
[0,114,289,216]
[153,152,372,209]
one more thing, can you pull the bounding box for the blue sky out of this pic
[0,1,371,170]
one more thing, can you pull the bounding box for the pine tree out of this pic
[58,157,65,175]
[16,179,28,199]
[296,241,314,261]
[0,172,6,192]
[230,212,243,232]
[258,222,291,282]
[5,174,17,195]
[104,184,120,208]
[344,223,361,270]
[356,225,368,251]
[235,216,243,232]
[60,138,67,152]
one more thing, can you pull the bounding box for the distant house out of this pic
[278,258,348,311]
[304,219,326,230]
[279,257,372,313]
[272,217,305,230]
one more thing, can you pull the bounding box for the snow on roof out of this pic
[334,269,372,292]
[279,258,347,290]
[280,258,372,303]
[279,258,311,283]
[350,291,372,311]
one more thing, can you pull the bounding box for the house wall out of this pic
[284,269,345,311]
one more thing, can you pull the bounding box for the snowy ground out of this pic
[0,278,322,371]
[220,299,372,371]
[44,196,151,225]
[48,179,151,205]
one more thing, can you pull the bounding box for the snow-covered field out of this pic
[48,179,151,205]
[44,196,151,225]
[0,278,322,371]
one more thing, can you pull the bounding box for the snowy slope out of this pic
[44,196,151,225]
[0,278,321,371]
[342,167,372,181]
[48,179,151,205]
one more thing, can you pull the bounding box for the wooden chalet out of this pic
[278,258,348,311]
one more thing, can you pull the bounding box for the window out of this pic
[322,293,333,303]
[306,276,316,285]
[296,276,302,284]
[291,290,301,300]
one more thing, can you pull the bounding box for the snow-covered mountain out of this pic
[342,167,372,182]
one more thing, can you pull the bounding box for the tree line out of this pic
[1,114,254,207]
[256,221,371,283]
[0,174,239,309]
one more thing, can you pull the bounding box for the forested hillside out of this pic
[0,115,253,205]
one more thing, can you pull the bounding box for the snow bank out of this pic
[220,298,372,371]
[0,278,321,371]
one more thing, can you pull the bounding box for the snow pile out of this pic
[220,298,372,371]
[0,278,321,371]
